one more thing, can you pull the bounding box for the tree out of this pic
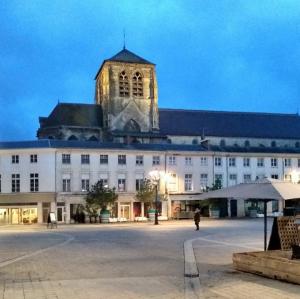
[135,178,167,209]
[85,181,118,216]
[135,178,156,207]
[210,178,222,191]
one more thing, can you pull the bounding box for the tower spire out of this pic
[123,29,126,50]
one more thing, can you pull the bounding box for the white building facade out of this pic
[1,140,299,224]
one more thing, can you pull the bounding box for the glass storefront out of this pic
[0,207,38,224]
[0,209,9,224]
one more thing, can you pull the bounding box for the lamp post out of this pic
[149,170,160,225]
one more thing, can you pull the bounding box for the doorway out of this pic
[120,204,130,220]
[0,209,8,224]
[11,209,20,224]
[230,199,237,217]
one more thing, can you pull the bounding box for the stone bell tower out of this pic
[94,48,159,138]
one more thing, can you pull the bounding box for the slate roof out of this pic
[107,48,154,65]
[39,103,103,128]
[94,48,154,79]
[159,108,300,139]
[1,140,300,154]
[39,104,300,140]
[0,140,206,152]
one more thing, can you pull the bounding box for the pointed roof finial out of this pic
[123,28,126,50]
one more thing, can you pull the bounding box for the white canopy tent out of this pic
[198,178,300,250]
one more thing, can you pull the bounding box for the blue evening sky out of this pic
[1,0,300,141]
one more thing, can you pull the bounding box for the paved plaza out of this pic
[0,219,299,299]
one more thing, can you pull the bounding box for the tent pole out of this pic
[264,201,267,251]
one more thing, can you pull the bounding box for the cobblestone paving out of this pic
[0,220,299,298]
[193,219,300,298]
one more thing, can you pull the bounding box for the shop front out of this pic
[170,194,203,219]
[0,206,38,224]
[0,193,55,224]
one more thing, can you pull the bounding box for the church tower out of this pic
[94,48,159,141]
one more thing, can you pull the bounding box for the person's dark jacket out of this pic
[194,211,200,222]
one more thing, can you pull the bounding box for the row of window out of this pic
[60,172,290,193]
[1,171,294,194]
[219,139,300,148]
[62,154,161,166]
[11,154,38,164]
[214,157,297,168]
[1,173,39,193]
[6,154,299,168]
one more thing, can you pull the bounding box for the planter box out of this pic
[148,209,156,221]
[249,209,258,218]
[100,213,110,223]
[233,250,300,285]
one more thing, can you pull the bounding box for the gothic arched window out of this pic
[124,119,141,132]
[132,72,143,97]
[119,71,129,97]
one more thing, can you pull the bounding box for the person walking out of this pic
[47,213,51,229]
[194,208,201,231]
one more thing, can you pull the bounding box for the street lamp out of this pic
[149,170,160,225]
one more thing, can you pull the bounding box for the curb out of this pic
[184,237,202,299]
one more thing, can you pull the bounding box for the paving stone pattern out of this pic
[0,220,299,298]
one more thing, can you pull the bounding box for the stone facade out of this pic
[95,61,159,134]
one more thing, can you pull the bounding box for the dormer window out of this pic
[119,71,129,97]
[244,140,250,147]
[132,72,143,97]
[220,139,226,147]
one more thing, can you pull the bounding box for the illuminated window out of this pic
[200,173,208,189]
[184,174,193,191]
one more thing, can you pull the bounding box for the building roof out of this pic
[39,104,300,140]
[107,48,154,65]
[94,48,154,79]
[39,103,103,128]
[1,140,300,154]
[159,108,300,140]
[0,140,206,152]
